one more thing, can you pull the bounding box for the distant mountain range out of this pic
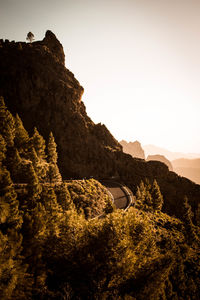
[171,158,200,185]
[143,144,200,161]
[143,145,200,184]
[121,141,200,185]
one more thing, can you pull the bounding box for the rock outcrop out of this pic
[0,31,121,178]
[0,31,200,220]
[147,154,173,171]
[120,140,145,159]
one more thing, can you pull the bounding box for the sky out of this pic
[1,0,200,153]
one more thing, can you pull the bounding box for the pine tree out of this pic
[26,32,34,43]
[27,163,41,198]
[6,147,22,182]
[14,114,29,149]
[47,132,58,164]
[135,181,153,211]
[40,187,63,235]
[182,196,197,245]
[29,145,39,167]
[0,166,22,228]
[0,167,24,299]
[144,189,153,210]
[47,132,62,183]
[27,145,49,182]
[21,201,47,291]
[0,134,6,164]
[151,179,164,211]
[144,178,151,192]
[0,96,15,147]
[135,181,146,209]
[22,162,41,208]
[49,163,62,183]
[57,183,74,211]
[32,127,46,159]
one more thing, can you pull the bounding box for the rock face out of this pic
[0,31,121,178]
[0,31,200,219]
[147,155,173,171]
[120,140,145,159]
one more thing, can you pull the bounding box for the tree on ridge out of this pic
[26,32,34,43]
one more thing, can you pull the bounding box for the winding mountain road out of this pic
[100,180,134,210]
[13,179,134,211]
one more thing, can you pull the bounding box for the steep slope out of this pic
[147,155,173,171]
[172,158,200,184]
[0,31,121,179]
[120,140,145,159]
[0,31,200,220]
[0,95,200,300]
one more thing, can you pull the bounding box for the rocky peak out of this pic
[42,30,65,65]
[0,30,65,66]
[120,140,145,159]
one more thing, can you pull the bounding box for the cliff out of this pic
[0,31,200,219]
[0,31,121,178]
[120,140,145,159]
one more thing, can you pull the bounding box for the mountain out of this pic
[0,99,200,300]
[120,140,145,159]
[0,32,200,299]
[0,31,200,220]
[143,144,200,161]
[147,155,173,171]
[0,31,122,178]
[172,158,200,185]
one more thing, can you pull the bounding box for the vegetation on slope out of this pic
[0,97,200,299]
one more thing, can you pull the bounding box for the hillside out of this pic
[172,158,200,185]
[0,99,199,299]
[147,155,173,171]
[120,140,145,159]
[0,31,200,221]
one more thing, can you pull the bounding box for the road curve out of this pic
[100,180,134,210]
[13,179,134,211]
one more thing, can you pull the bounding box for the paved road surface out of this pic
[101,180,133,210]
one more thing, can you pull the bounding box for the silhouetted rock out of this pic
[120,140,145,159]
[41,30,65,65]
[147,155,173,171]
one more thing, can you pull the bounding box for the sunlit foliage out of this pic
[0,97,199,299]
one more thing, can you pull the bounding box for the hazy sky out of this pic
[1,0,200,153]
